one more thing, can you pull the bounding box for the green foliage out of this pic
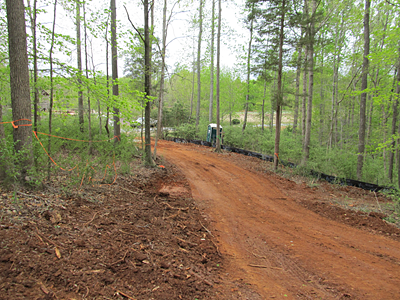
[0,65,10,104]
[1,0,400,192]
[0,139,40,188]
[195,119,214,141]
[165,66,247,125]
[0,139,22,185]
[382,189,400,225]
[170,119,397,187]
[307,145,357,179]
[123,27,161,94]
[173,123,197,140]
[163,101,191,127]
[27,115,140,187]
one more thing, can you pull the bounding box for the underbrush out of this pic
[381,189,400,225]
[0,115,141,189]
[170,121,396,188]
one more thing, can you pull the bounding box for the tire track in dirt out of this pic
[158,140,400,299]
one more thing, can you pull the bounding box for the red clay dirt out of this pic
[157,139,400,299]
[1,158,226,300]
[1,139,400,299]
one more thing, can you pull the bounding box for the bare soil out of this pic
[1,139,400,299]
[157,140,400,300]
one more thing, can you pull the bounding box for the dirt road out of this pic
[158,140,400,299]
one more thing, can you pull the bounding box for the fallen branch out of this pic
[162,202,189,211]
[109,250,129,267]
[119,185,139,194]
[189,270,213,286]
[36,229,64,249]
[16,191,43,200]
[35,232,45,245]
[116,290,137,300]
[40,284,50,295]
[248,264,282,270]
[199,221,214,237]
[84,286,89,298]
[119,229,136,237]
[166,210,181,219]
[163,202,174,209]
[175,236,198,246]
[211,239,222,257]
[186,230,201,237]
[84,212,98,226]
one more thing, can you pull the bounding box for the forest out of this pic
[1,0,400,189]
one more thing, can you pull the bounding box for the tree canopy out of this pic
[0,0,400,188]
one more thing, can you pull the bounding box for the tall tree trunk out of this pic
[144,0,153,165]
[27,0,39,133]
[190,55,195,120]
[335,43,344,144]
[47,0,57,180]
[395,35,400,187]
[261,73,267,132]
[83,3,92,153]
[335,56,341,145]
[301,0,316,165]
[105,20,110,138]
[396,55,400,187]
[154,0,168,159]
[350,38,360,131]
[293,43,302,134]
[0,103,5,180]
[215,0,222,152]
[111,0,120,144]
[0,104,4,141]
[319,46,324,146]
[331,50,342,147]
[382,102,387,173]
[328,52,337,148]
[242,10,254,133]
[357,0,370,181]
[366,94,374,148]
[371,12,389,174]
[273,0,285,170]
[90,40,101,135]
[196,0,203,129]
[150,0,154,96]
[189,34,196,121]
[378,14,390,174]
[243,102,249,132]
[209,0,215,123]
[6,0,34,181]
[76,1,84,132]
[389,69,398,182]
[301,46,308,139]
[270,70,276,132]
